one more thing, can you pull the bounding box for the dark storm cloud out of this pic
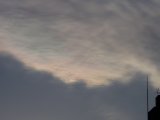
[0,53,156,120]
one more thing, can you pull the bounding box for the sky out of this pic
[0,0,160,120]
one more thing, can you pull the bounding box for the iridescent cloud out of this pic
[0,0,160,86]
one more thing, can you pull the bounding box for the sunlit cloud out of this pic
[0,0,160,86]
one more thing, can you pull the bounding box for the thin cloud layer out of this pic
[0,0,160,86]
[0,53,156,120]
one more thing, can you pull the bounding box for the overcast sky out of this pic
[0,0,160,120]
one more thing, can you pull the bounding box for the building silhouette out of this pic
[148,95,160,120]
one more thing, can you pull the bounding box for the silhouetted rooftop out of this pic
[148,95,160,120]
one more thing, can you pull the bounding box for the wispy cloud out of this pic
[0,0,160,86]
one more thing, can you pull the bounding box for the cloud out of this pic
[0,0,160,86]
[0,53,156,120]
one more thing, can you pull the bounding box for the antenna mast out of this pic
[147,75,149,120]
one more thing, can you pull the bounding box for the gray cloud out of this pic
[0,1,159,119]
[0,53,157,120]
[0,0,160,85]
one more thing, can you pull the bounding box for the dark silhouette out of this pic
[148,95,160,120]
